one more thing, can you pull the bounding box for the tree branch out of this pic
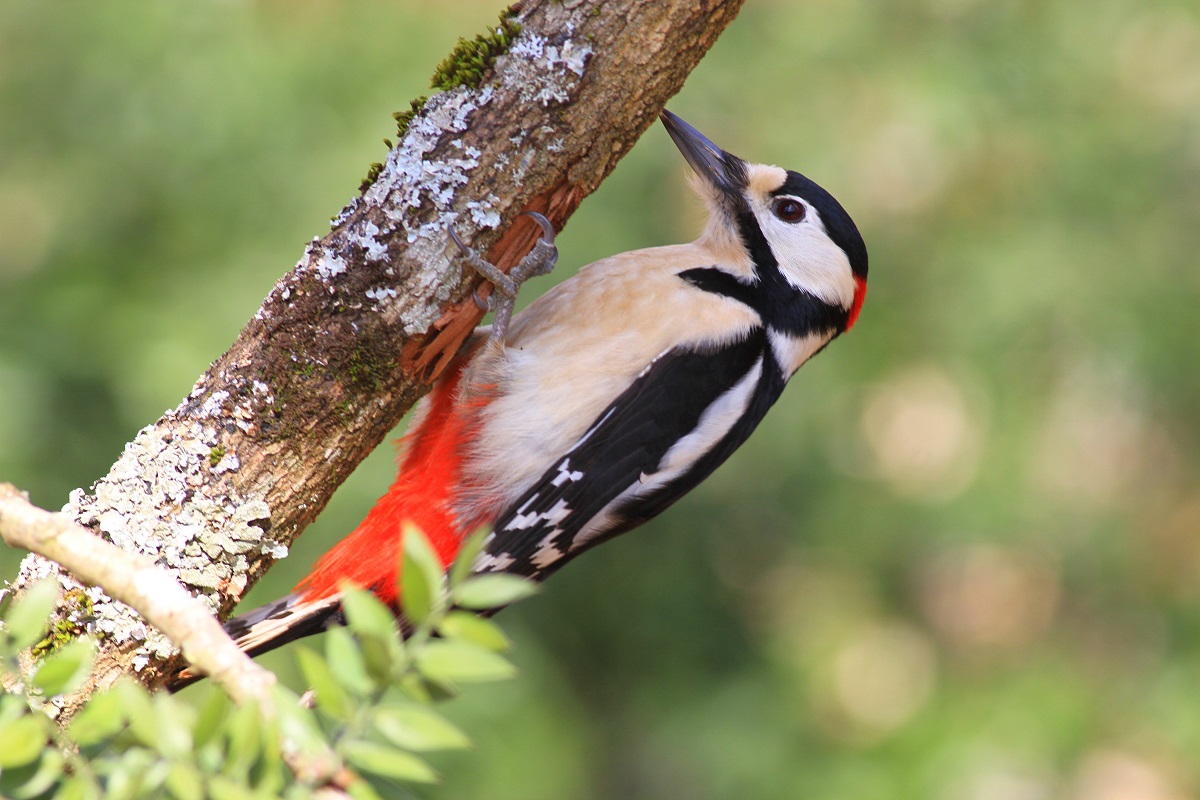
[0,484,274,709]
[10,0,745,708]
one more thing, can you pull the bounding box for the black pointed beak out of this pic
[660,110,745,197]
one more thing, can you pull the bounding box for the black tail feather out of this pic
[164,593,344,692]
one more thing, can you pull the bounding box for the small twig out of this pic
[0,483,275,711]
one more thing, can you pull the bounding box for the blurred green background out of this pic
[4,0,1200,797]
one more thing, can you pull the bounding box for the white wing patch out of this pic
[656,357,763,477]
[571,358,764,550]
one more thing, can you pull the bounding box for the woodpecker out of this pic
[181,110,867,675]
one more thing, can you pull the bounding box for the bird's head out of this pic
[661,110,868,331]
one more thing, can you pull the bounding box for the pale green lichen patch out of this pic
[500,29,592,108]
[16,415,284,668]
[342,10,595,333]
[354,86,497,333]
[362,8,519,194]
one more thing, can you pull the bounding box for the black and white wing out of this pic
[477,326,787,580]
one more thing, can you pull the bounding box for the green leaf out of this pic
[395,672,435,705]
[271,685,337,772]
[437,610,510,652]
[208,776,256,800]
[31,637,93,696]
[145,751,174,797]
[295,646,350,721]
[223,697,264,779]
[358,633,396,688]
[415,640,516,685]
[372,703,470,752]
[68,687,127,747]
[345,778,387,800]
[342,740,438,784]
[324,625,372,696]
[399,524,442,627]
[451,574,538,610]
[341,587,399,643]
[150,692,193,760]
[447,529,488,589]
[0,714,49,768]
[190,689,230,750]
[251,711,285,795]
[340,587,404,685]
[164,762,203,800]
[101,761,133,800]
[0,692,29,724]
[105,737,164,800]
[55,774,101,800]
[3,580,58,651]
[114,678,159,751]
[4,747,62,799]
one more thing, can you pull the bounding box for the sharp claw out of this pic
[513,212,557,282]
[449,224,513,294]
[450,212,558,347]
[448,225,472,256]
[523,211,556,244]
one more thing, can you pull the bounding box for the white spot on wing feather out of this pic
[551,459,583,487]
[505,512,537,531]
[505,497,572,531]
[531,528,567,568]
[543,499,571,525]
[474,551,516,573]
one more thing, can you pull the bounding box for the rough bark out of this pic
[0,485,275,710]
[9,0,745,709]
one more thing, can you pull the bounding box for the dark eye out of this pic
[772,198,806,223]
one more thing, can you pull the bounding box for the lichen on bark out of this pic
[10,0,747,697]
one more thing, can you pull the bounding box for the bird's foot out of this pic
[449,212,558,344]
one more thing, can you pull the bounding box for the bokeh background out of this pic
[4,0,1200,797]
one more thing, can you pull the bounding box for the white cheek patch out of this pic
[752,202,857,309]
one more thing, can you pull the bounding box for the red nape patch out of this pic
[846,276,867,331]
[296,359,483,608]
